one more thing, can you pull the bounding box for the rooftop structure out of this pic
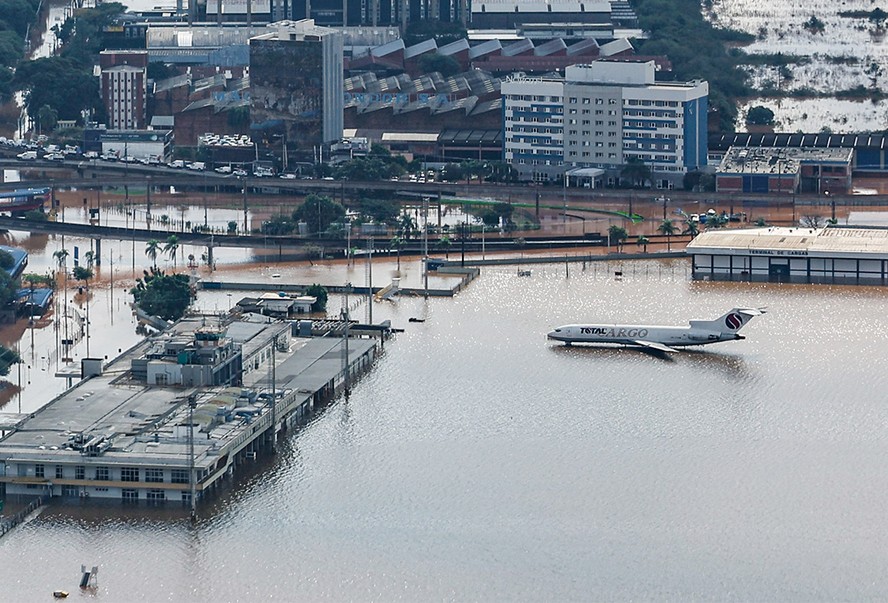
[688,225,888,284]
[716,147,852,195]
[0,315,383,504]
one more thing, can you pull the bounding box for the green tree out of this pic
[164,235,180,269]
[437,235,452,258]
[398,214,418,240]
[261,214,295,235]
[305,283,328,312]
[746,105,775,125]
[620,157,651,187]
[145,239,161,268]
[390,235,405,270]
[683,219,700,237]
[636,235,650,253]
[37,104,58,135]
[130,268,193,321]
[0,343,21,376]
[418,52,461,77]
[228,221,238,234]
[658,219,677,251]
[72,265,93,285]
[608,225,629,251]
[292,194,345,234]
[0,249,14,270]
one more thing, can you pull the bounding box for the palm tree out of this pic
[636,235,650,253]
[608,225,628,253]
[683,220,700,238]
[438,236,452,259]
[145,239,161,268]
[390,235,404,270]
[164,235,180,269]
[83,250,96,269]
[658,219,677,251]
[398,214,417,240]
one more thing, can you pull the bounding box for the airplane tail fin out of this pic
[689,307,767,334]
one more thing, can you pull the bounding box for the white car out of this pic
[215,166,232,174]
[279,173,297,179]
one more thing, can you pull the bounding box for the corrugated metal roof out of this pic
[688,225,888,257]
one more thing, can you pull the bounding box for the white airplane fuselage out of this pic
[547,324,741,347]
[547,308,766,352]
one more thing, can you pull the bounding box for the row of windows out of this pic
[568,97,618,105]
[506,126,561,134]
[506,95,562,102]
[31,464,189,484]
[567,151,619,159]
[626,99,680,107]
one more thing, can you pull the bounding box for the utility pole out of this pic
[422,196,429,297]
[270,336,276,453]
[242,177,248,233]
[366,237,373,324]
[342,282,351,398]
[188,393,197,521]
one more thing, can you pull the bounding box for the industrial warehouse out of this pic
[0,314,385,506]
[688,225,888,285]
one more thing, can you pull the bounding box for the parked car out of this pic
[16,150,37,160]
[168,160,186,169]
[187,162,206,171]
[215,165,232,174]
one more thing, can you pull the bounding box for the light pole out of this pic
[422,196,429,297]
[188,393,197,521]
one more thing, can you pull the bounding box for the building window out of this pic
[95,467,109,481]
[56,465,63,480]
[171,469,189,484]
[146,490,166,502]
[35,464,44,478]
[145,469,163,483]
[121,467,139,482]
[75,466,85,480]
[122,489,138,503]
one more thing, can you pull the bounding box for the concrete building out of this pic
[250,20,344,160]
[100,50,149,130]
[715,147,853,195]
[0,316,383,504]
[688,225,888,285]
[502,60,708,184]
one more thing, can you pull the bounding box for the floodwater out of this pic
[708,0,888,131]
[2,250,888,598]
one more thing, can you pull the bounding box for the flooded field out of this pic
[708,0,888,131]
[737,97,888,133]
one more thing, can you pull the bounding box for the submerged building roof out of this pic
[688,225,888,258]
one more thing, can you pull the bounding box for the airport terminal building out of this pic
[687,225,888,285]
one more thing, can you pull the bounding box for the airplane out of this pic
[547,307,767,353]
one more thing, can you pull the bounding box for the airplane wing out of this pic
[631,340,678,353]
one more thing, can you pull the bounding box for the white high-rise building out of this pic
[503,61,709,187]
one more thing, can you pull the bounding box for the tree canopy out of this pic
[130,268,194,321]
[746,105,776,125]
[305,284,327,311]
[293,194,346,234]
